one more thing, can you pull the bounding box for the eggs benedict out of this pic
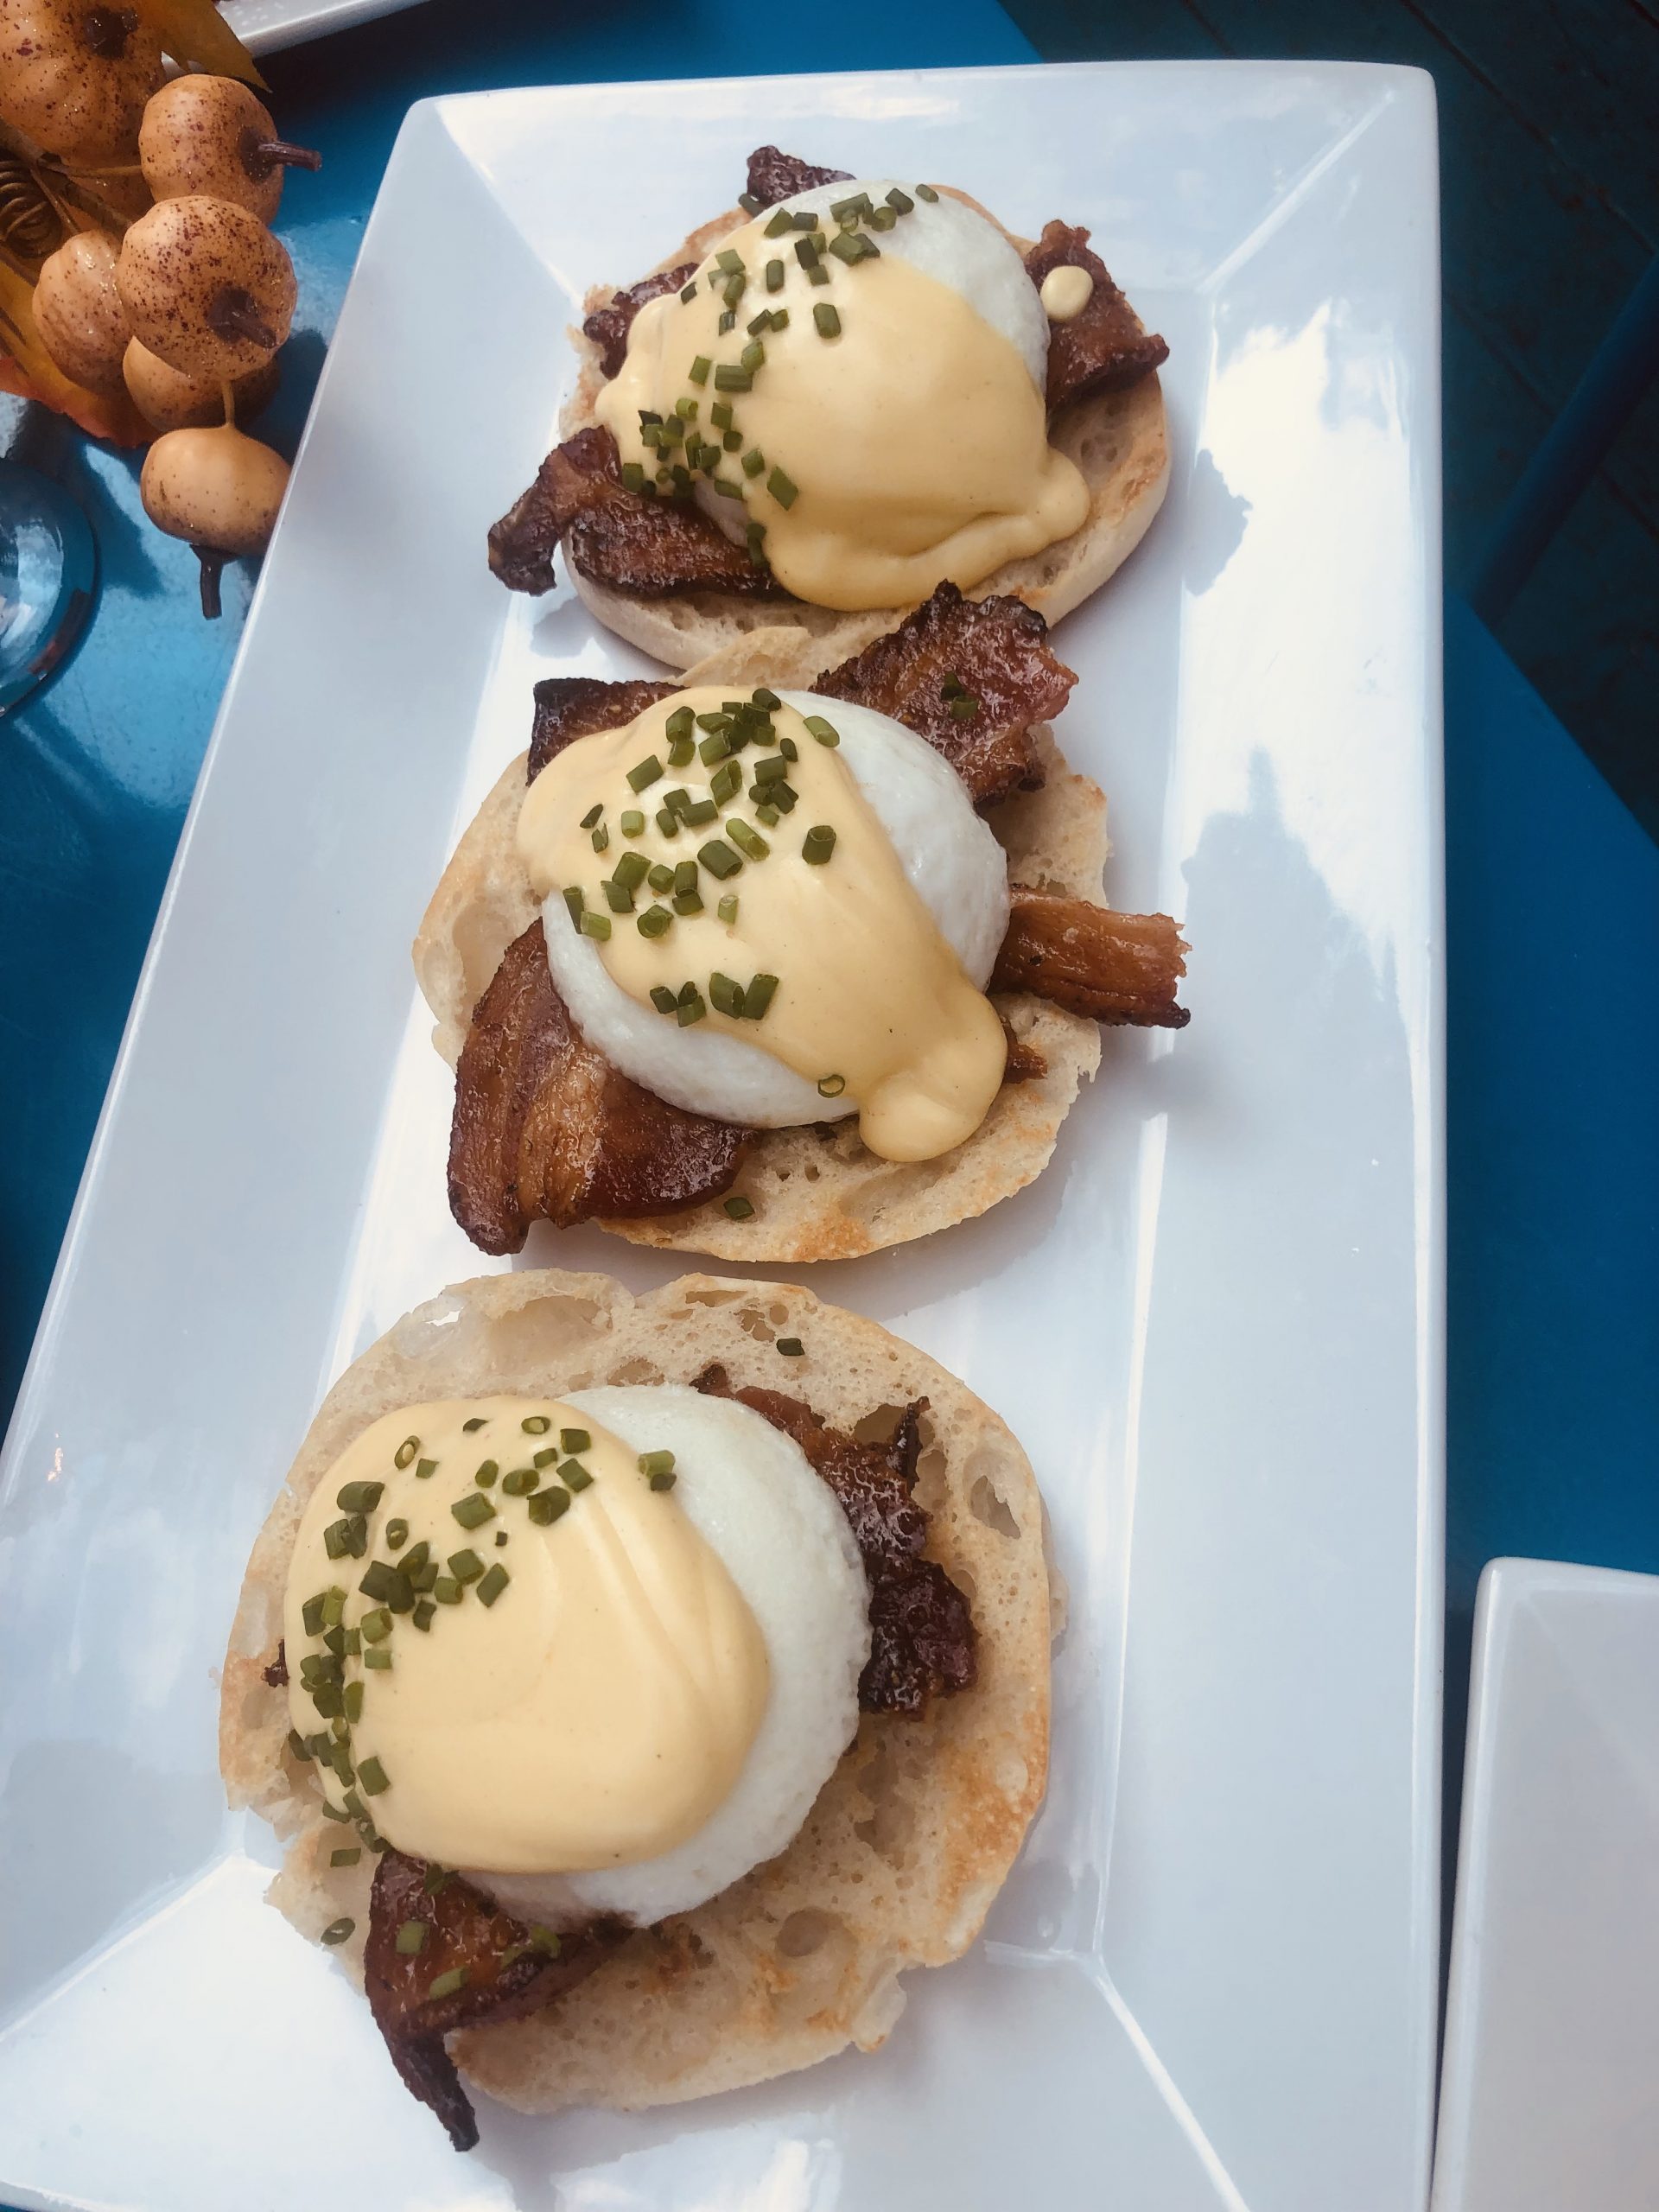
[490,145,1170,671]
[416,584,1192,1262]
[220,1268,1051,2146]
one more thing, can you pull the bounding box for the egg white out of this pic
[538,694,1011,1128]
[470,1385,868,1927]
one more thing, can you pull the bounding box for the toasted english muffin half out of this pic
[413,624,1111,1264]
[556,194,1170,672]
[220,1268,1052,2119]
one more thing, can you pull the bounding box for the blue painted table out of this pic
[2,0,1656,2025]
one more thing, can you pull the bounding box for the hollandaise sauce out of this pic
[283,1400,770,1874]
[594,180,1088,611]
[517,689,1008,1163]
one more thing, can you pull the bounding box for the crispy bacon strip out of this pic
[746,144,853,209]
[694,1367,976,1715]
[529,675,677,781]
[1025,222,1169,415]
[814,582,1077,808]
[582,261,697,379]
[449,921,749,1254]
[487,426,787,601]
[994,890,1190,1027]
[365,1849,626,2151]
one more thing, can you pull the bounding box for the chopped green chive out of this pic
[814,302,841,339]
[638,1449,676,1478]
[321,1917,355,1946]
[817,1072,847,1096]
[563,886,585,931]
[359,1562,414,1613]
[429,1967,467,1999]
[451,1492,495,1529]
[677,985,707,1026]
[477,1565,510,1608]
[709,970,746,1018]
[415,1458,437,1480]
[321,1586,346,1627]
[638,906,672,938]
[713,365,753,392]
[558,1427,590,1455]
[718,308,737,333]
[744,972,779,1020]
[620,809,645,837]
[433,1576,462,1604]
[619,461,644,495]
[710,760,742,804]
[699,838,743,880]
[870,203,898,232]
[519,1414,550,1435]
[650,984,679,1015]
[886,187,914,214]
[715,247,745,275]
[673,890,702,915]
[359,1606,391,1643]
[527,1486,571,1524]
[792,210,818,231]
[688,354,712,385]
[474,1459,499,1487]
[358,1757,389,1796]
[602,877,635,913]
[462,1415,487,1433]
[448,1548,485,1583]
[804,714,839,746]
[626,755,663,792]
[411,1598,435,1630]
[740,340,765,372]
[803,824,837,864]
[394,1437,420,1469]
[337,1479,384,1513]
[765,257,785,293]
[287,1727,311,1761]
[794,237,819,269]
[395,1920,428,1955]
[726,820,768,861]
[741,447,766,477]
[362,1647,392,1670]
[591,824,610,853]
[559,1459,593,1491]
[656,805,681,836]
[828,230,877,264]
[765,207,793,236]
[723,1195,755,1220]
[753,753,789,785]
[766,467,798,509]
[344,1681,364,1720]
[331,1845,361,1866]
[302,1592,327,1637]
[916,182,938,200]
[384,1518,409,1550]
[320,1798,351,1822]
[808,263,831,286]
[580,911,612,941]
[579,802,603,830]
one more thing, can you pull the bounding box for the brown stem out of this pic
[194,547,225,620]
[206,285,276,352]
[239,127,323,181]
[80,6,137,59]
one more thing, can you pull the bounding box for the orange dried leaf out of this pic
[127,0,268,86]
[0,262,149,445]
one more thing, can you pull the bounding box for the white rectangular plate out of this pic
[1433,1559,1659,2212]
[224,0,425,57]
[0,61,1443,2212]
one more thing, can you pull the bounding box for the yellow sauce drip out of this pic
[595,212,1088,612]
[1039,264,1095,323]
[517,690,1008,1161]
[283,1398,769,1873]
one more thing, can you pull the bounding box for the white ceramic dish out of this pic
[1433,1559,1659,2212]
[225,0,425,57]
[0,61,1444,2212]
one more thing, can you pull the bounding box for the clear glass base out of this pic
[0,462,98,715]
